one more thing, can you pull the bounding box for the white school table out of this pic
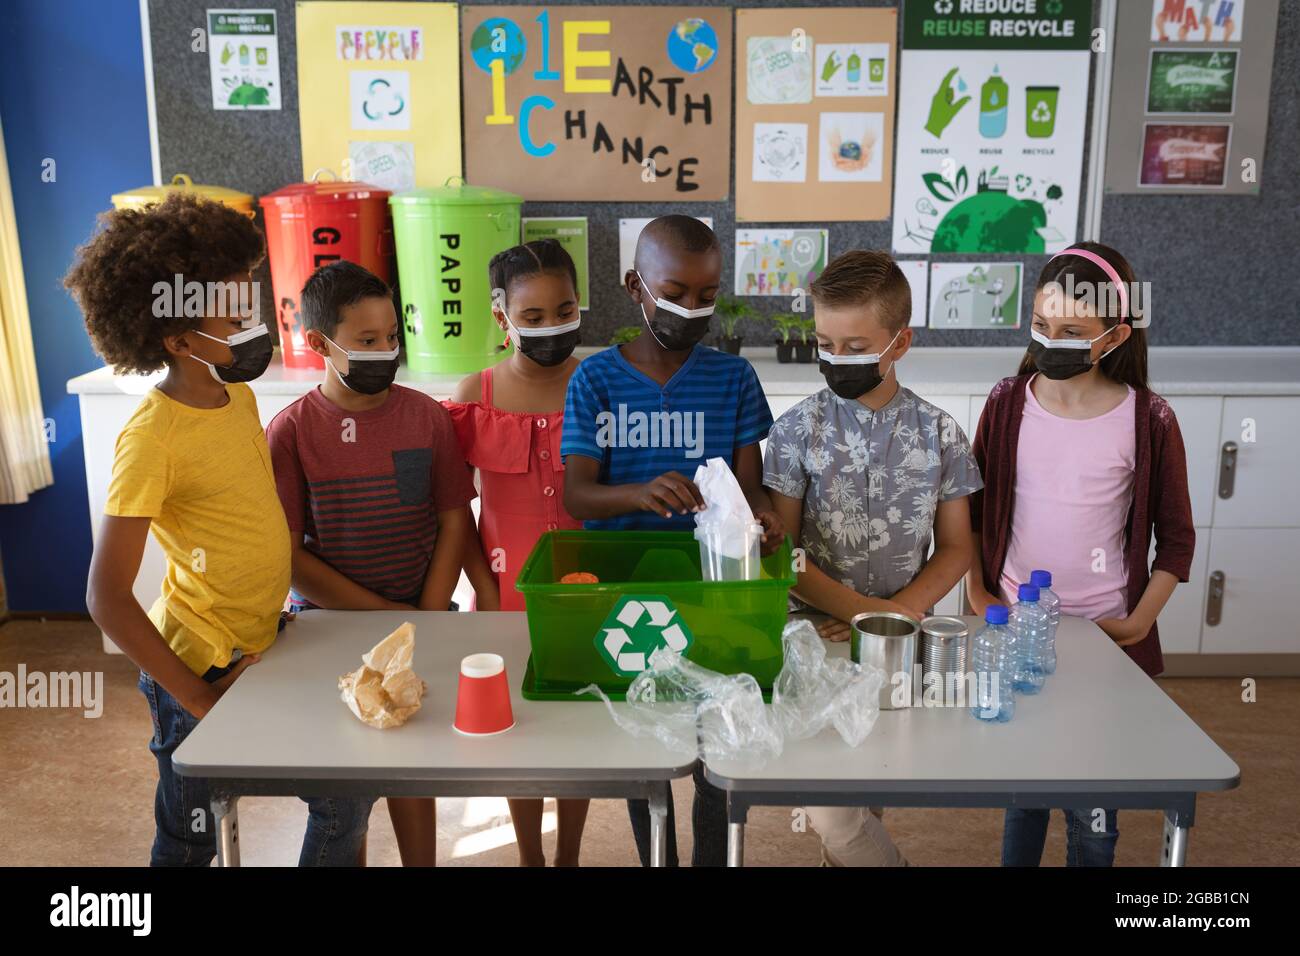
[704,616,1240,867]
[172,610,694,867]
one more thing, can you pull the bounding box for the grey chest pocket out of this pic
[392,448,433,505]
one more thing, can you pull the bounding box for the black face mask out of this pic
[192,325,273,383]
[817,329,902,401]
[324,335,400,395]
[820,360,884,400]
[506,314,580,367]
[635,270,714,352]
[1026,328,1118,381]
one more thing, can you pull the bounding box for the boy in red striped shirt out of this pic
[266,260,475,866]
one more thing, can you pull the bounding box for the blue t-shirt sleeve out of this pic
[733,361,773,448]
[561,362,604,462]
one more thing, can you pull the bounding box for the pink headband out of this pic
[1048,247,1129,321]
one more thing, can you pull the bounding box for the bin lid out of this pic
[260,168,390,206]
[390,177,523,208]
[111,174,255,216]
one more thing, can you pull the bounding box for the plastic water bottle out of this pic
[970,605,1016,723]
[1011,584,1049,695]
[1030,569,1060,675]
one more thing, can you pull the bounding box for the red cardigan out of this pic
[970,374,1196,677]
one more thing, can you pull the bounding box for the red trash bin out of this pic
[259,170,393,368]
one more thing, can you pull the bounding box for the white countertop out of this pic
[67,346,1300,398]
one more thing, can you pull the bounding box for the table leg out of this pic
[726,795,747,868]
[212,792,241,868]
[1161,807,1190,867]
[648,782,669,868]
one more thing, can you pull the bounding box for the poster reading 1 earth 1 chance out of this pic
[892,0,1092,256]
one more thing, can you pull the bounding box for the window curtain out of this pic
[0,113,53,504]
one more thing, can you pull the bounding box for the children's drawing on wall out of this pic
[734,229,828,297]
[928,262,1023,329]
[817,112,883,182]
[747,35,813,104]
[752,123,808,182]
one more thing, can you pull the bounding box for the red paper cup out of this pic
[453,653,515,736]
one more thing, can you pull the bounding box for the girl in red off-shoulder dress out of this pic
[444,239,587,867]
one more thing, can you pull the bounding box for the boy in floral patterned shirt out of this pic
[762,250,982,867]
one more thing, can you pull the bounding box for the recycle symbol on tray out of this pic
[595,595,694,676]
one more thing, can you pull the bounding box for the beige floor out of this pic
[1,619,1294,867]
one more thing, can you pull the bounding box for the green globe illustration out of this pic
[471,18,526,75]
[931,192,1047,254]
[667,18,718,73]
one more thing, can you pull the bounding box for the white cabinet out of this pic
[1164,396,1222,529]
[1149,527,1209,654]
[1199,529,1300,654]
[1211,398,1300,529]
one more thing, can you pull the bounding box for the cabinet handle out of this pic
[1218,442,1237,499]
[1206,570,1225,626]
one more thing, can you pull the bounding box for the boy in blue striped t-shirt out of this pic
[561,215,784,867]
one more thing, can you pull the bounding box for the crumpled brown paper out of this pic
[339,622,427,729]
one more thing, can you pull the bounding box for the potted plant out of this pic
[713,294,752,355]
[793,317,817,363]
[609,325,642,346]
[769,313,800,363]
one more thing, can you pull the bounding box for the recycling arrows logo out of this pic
[595,596,693,676]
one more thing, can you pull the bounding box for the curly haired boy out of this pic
[65,194,373,866]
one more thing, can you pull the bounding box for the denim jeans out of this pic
[1001,807,1119,867]
[139,667,375,866]
[626,764,727,867]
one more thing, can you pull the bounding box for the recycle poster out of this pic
[736,7,898,222]
[207,9,281,109]
[461,6,732,201]
[891,0,1092,255]
[296,2,462,189]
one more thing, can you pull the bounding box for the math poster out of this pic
[892,0,1091,255]
[462,6,732,201]
[296,2,462,190]
[736,7,897,222]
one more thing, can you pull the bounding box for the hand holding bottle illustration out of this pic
[925,67,970,139]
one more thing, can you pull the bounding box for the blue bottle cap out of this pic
[985,604,1009,625]
[1030,569,1052,588]
[1018,583,1040,602]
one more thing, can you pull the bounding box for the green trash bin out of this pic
[389,179,523,375]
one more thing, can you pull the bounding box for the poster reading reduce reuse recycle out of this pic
[892,0,1092,256]
[462,6,732,201]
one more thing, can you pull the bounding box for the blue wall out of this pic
[0,0,153,612]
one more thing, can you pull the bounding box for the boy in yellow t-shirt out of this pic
[65,194,372,866]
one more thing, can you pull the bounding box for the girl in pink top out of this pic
[445,239,587,867]
[967,242,1195,867]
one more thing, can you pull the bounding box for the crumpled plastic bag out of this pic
[773,620,885,747]
[580,646,784,768]
[339,622,427,729]
[580,619,886,767]
[693,456,761,562]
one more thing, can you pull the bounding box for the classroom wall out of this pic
[0,0,154,612]
[147,0,1300,348]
